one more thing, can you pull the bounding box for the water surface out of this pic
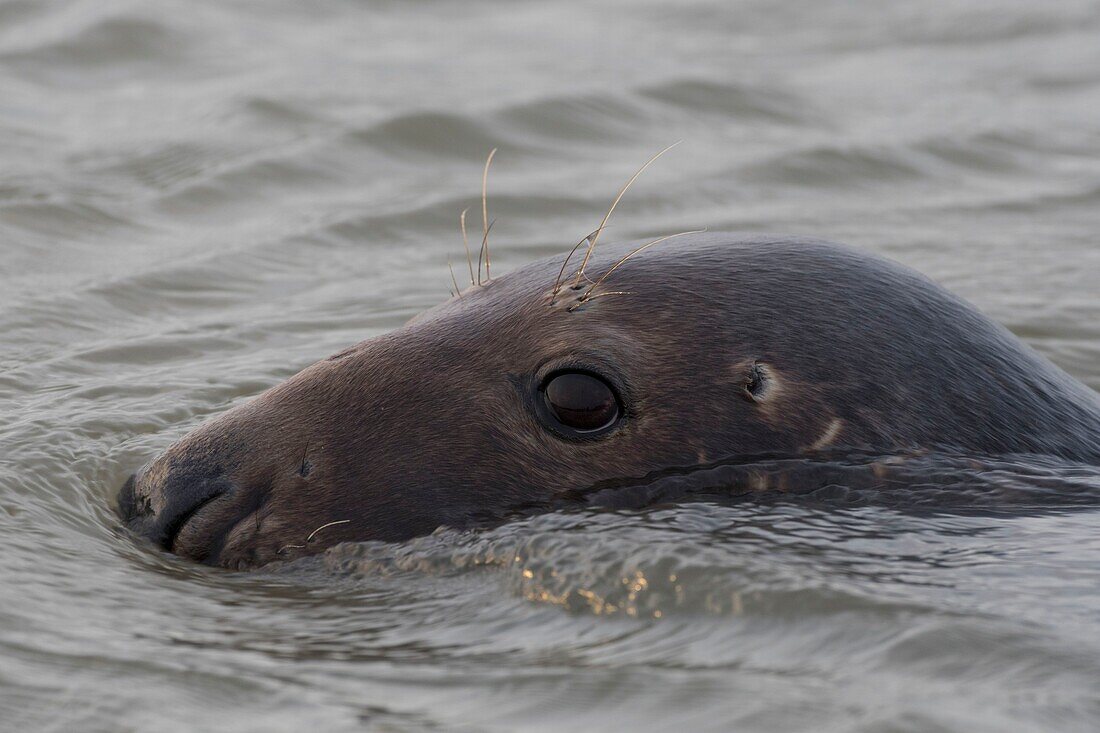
[2,0,1100,730]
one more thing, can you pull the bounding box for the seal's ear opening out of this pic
[537,370,622,439]
[740,361,772,403]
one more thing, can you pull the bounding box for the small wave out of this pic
[350,111,514,160]
[322,507,926,619]
[494,91,649,145]
[320,452,1100,620]
[639,78,814,125]
[567,451,1100,511]
[0,17,189,84]
[1,197,136,234]
[84,142,233,193]
[739,144,927,187]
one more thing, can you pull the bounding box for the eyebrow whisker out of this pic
[481,148,498,283]
[477,219,496,286]
[459,207,475,286]
[580,228,706,301]
[448,260,463,299]
[569,141,680,289]
[551,227,604,302]
[566,291,632,311]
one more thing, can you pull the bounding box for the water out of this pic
[2,0,1100,730]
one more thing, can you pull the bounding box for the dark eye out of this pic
[541,371,620,434]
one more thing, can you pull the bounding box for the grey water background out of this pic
[2,0,1100,730]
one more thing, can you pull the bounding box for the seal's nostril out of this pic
[118,463,235,555]
[162,491,225,552]
[150,476,232,552]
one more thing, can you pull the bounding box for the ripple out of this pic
[495,91,650,144]
[0,199,139,239]
[740,144,927,187]
[84,141,233,192]
[324,505,947,619]
[639,78,813,125]
[350,111,515,160]
[1,17,189,83]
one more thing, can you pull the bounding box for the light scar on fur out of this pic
[807,418,845,452]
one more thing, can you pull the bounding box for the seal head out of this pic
[118,233,1100,568]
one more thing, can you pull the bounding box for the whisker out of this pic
[570,141,680,288]
[459,207,475,286]
[277,518,353,556]
[581,228,706,300]
[306,519,351,544]
[477,219,496,285]
[551,227,604,301]
[481,148,498,282]
[566,291,632,312]
[448,260,463,299]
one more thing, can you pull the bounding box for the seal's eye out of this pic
[541,371,620,434]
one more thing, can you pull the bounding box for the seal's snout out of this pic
[118,456,244,564]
